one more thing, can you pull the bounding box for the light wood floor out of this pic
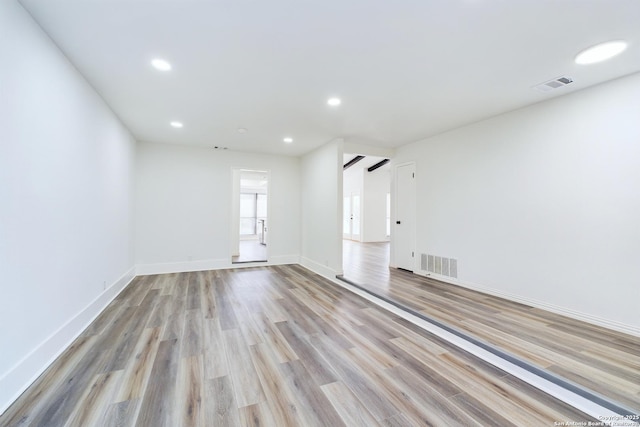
[342,239,640,414]
[0,265,597,426]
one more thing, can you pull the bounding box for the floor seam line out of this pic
[332,273,638,420]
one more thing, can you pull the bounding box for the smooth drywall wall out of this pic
[394,72,640,333]
[301,139,343,276]
[362,168,390,242]
[343,167,390,242]
[343,165,363,241]
[0,0,136,412]
[135,142,300,272]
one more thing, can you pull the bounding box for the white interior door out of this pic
[395,163,415,271]
[342,192,361,240]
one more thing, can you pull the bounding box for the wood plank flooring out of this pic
[342,239,640,413]
[0,265,597,426]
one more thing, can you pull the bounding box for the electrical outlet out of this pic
[188,255,193,261]
[103,280,107,290]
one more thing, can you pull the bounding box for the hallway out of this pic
[342,240,391,288]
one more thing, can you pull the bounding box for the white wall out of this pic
[343,142,394,159]
[394,72,640,333]
[231,169,241,255]
[0,0,136,412]
[343,166,390,242]
[343,166,363,196]
[362,168,390,242]
[301,139,343,276]
[135,142,300,272]
[343,166,363,240]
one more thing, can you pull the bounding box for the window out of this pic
[257,193,267,223]
[240,193,257,235]
[240,192,267,236]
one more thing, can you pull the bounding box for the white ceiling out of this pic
[20,0,640,157]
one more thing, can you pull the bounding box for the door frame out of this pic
[231,167,271,262]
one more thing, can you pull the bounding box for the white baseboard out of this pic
[136,255,301,276]
[0,266,136,415]
[136,258,230,275]
[417,270,640,338]
[300,257,341,279]
[268,255,301,265]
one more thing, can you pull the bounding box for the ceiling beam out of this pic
[343,155,365,170]
[367,158,390,172]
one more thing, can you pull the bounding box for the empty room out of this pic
[1,0,639,426]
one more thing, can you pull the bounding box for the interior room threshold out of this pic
[335,273,639,423]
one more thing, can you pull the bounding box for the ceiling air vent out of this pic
[533,76,573,92]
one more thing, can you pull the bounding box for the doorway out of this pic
[232,169,268,263]
[341,153,392,285]
[343,192,361,241]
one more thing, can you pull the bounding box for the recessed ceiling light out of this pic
[151,58,172,71]
[170,121,183,128]
[575,41,627,65]
[283,137,293,143]
[237,127,248,134]
[327,97,341,106]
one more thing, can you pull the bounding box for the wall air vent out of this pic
[421,253,458,279]
[533,76,573,92]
